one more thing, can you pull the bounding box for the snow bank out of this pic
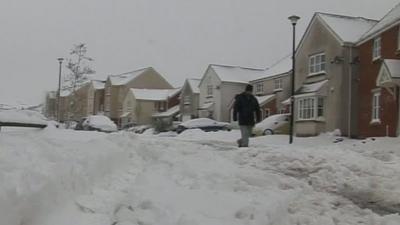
[0,128,129,225]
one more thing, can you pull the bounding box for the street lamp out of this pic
[57,57,64,123]
[288,15,300,144]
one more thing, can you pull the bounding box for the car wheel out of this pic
[263,129,274,135]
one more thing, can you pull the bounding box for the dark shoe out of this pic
[236,139,242,147]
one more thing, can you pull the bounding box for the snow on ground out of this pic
[1,127,400,225]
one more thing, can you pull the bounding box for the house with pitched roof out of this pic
[250,55,292,119]
[180,78,201,121]
[44,91,57,120]
[357,3,400,137]
[104,67,173,125]
[293,12,377,137]
[122,88,180,125]
[198,64,265,122]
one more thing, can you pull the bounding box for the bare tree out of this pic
[63,43,95,121]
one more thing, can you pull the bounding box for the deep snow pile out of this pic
[1,127,400,225]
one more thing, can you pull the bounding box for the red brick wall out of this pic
[358,25,400,137]
[260,99,277,119]
[168,92,180,108]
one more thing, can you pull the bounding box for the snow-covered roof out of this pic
[109,67,150,86]
[130,88,180,101]
[359,3,400,43]
[210,65,266,84]
[296,80,329,94]
[253,55,292,82]
[199,102,214,110]
[60,89,72,97]
[92,80,106,90]
[187,79,201,94]
[383,59,400,78]
[317,13,378,44]
[47,91,57,99]
[256,94,275,106]
[152,105,180,118]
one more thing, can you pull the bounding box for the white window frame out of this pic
[373,37,381,60]
[309,53,326,76]
[255,83,264,94]
[371,92,381,123]
[297,96,324,120]
[207,85,213,96]
[274,78,283,90]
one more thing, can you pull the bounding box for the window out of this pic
[373,37,381,60]
[264,108,270,118]
[372,92,380,121]
[183,96,191,105]
[398,26,400,50]
[274,78,283,90]
[298,97,324,120]
[256,83,264,94]
[207,85,213,96]
[309,53,326,75]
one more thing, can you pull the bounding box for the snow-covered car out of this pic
[79,115,118,133]
[176,118,231,134]
[252,114,290,136]
[0,109,48,128]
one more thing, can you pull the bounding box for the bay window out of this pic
[297,97,324,120]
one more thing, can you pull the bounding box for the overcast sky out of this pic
[0,0,399,105]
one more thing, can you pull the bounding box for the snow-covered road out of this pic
[1,127,400,225]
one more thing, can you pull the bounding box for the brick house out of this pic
[357,3,400,137]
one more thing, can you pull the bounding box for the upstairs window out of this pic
[373,37,381,60]
[274,78,283,90]
[309,53,326,75]
[255,83,264,94]
[207,85,213,96]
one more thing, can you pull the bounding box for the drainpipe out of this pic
[348,47,353,138]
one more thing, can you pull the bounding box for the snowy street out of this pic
[1,127,400,225]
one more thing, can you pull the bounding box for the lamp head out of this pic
[57,58,64,63]
[288,15,300,25]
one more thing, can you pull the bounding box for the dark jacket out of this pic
[233,92,261,126]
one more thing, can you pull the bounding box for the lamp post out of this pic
[57,57,64,123]
[288,15,300,144]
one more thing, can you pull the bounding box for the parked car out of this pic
[252,114,290,136]
[75,115,118,133]
[176,118,231,134]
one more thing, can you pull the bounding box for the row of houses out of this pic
[45,3,400,138]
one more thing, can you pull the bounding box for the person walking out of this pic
[233,84,261,147]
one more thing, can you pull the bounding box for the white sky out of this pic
[0,0,399,105]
